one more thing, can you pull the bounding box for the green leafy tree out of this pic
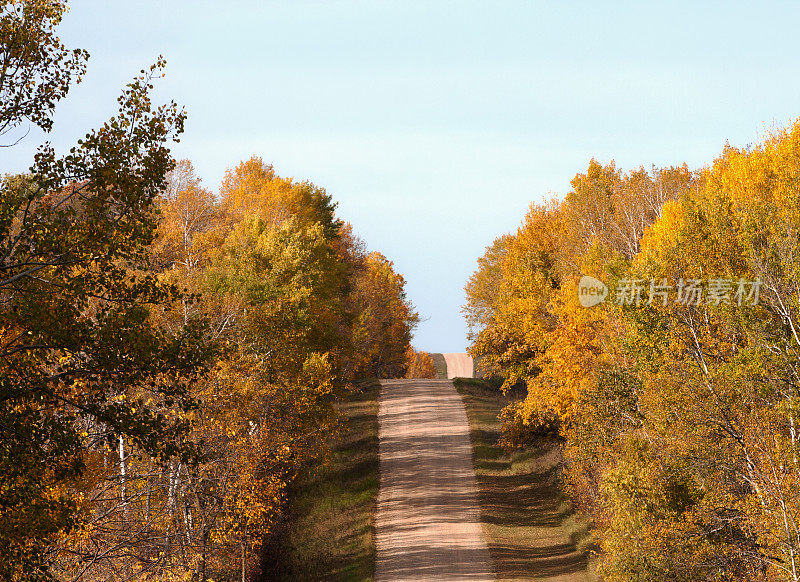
[0,0,88,140]
[0,3,208,578]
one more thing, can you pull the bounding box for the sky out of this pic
[5,1,800,352]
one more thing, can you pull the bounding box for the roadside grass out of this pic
[454,378,597,582]
[430,353,448,379]
[260,381,380,581]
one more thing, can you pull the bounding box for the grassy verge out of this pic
[260,381,380,581]
[453,378,596,582]
[430,352,448,379]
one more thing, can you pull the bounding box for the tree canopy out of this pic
[465,125,800,579]
[0,3,419,580]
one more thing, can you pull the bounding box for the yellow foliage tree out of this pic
[404,348,438,379]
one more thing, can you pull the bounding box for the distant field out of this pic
[261,381,380,581]
[454,378,596,582]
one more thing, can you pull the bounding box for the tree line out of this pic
[1,2,419,580]
[465,124,800,579]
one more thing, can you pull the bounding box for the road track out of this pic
[375,379,494,581]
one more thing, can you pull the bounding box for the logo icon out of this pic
[578,275,608,307]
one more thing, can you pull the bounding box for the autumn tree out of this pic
[1,6,419,580]
[0,0,88,141]
[467,162,694,426]
[467,199,564,389]
[405,348,437,379]
[0,3,210,577]
[348,252,419,379]
[466,123,800,579]
[56,156,420,581]
[593,125,800,579]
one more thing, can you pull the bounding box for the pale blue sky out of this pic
[5,1,800,351]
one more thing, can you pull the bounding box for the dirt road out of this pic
[443,353,474,379]
[375,379,494,581]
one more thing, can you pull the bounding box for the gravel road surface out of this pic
[375,379,494,581]
[443,353,474,379]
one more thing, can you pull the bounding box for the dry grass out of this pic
[454,378,597,582]
[260,381,380,581]
[429,353,448,379]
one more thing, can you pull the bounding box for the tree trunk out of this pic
[241,529,248,582]
[119,435,127,516]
